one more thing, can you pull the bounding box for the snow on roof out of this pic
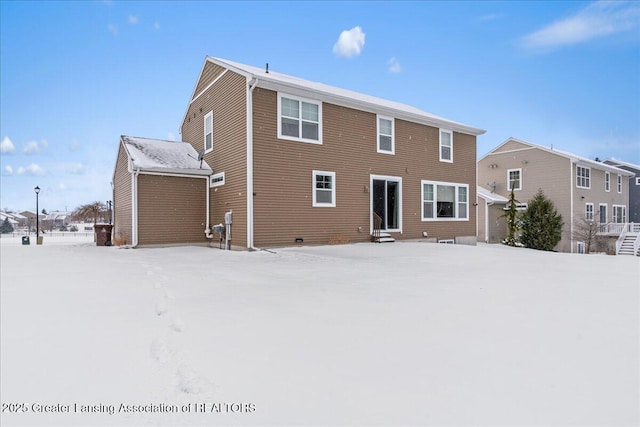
[477,186,509,203]
[604,158,640,173]
[207,57,485,137]
[485,138,635,176]
[121,136,212,176]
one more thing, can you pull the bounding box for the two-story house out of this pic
[113,56,485,248]
[478,138,633,253]
[603,159,640,223]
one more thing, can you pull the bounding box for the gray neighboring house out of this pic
[603,159,640,223]
[478,138,636,254]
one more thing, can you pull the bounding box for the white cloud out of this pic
[476,13,504,22]
[23,139,48,154]
[387,57,402,73]
[154,21,160,30]
[17,163,46,176]
[128,15,138,25]
[1,136,15,154]
[66,163,89,175]
[107,23,119,36]
[3,165,13,175]
[521,0,640,50]
[333,26,366,58]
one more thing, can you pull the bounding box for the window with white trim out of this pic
[377,116,394,154]
[598,203,607,224]
[422,180,469,221]
[439,129,453,162]
[312,170,335,207]
[204,111,213,153]
[577,242,586,254]
[210,172,225,187]
[576,166,590,188]
[636,177,640,185]
[278,93,322,144]
[605,171,610,192]
[585,203,594,220]
[617,174,622,193]
[507,168,522,191]
[612,205,626,223]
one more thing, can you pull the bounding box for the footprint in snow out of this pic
[155,300,168,316]
[169,317,184,333]
[149,337,170,362]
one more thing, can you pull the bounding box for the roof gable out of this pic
[182,56,485,137]
[482,137,634,176]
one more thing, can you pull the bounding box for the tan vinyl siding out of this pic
[137,174,207,246]
[192,62,226,104]
[113,143,132,245]
[493,139,532,153]
[181,70,248,248]
[252,88,477,247]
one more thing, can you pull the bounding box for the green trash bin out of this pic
[22,236,30,245]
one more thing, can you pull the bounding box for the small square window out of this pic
[312,170,335,207]
[507,168,522,191]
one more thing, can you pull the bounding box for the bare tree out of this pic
[72,201,107,225]
[572,216,600,254]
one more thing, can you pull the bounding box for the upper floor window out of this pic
[312,170,335,207]
[605,171,610,192]
[377,116,394,154]
[204,111,213,153]
[439,130,453,163]
[507,168,522,191]
[422,180,468,221]
[585,203,594,220]
[576,166,590,189]
[278,93,322,144]
[617,174,622,193]
[636,177,640,185]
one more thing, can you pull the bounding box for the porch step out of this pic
[618,234,638,256]
[371,232,395,243]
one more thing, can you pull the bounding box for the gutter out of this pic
[132,167,141,248]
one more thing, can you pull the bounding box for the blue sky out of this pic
[1,0,639,212]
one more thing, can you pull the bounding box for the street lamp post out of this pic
[34,186,40,240]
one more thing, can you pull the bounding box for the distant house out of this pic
[478,138,634,254]
[113,56,485,248]
[41,211,72,230]
[603,159,640,223]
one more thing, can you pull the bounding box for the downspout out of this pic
[485,201,492,243]
[246,77,258,249]
[204,177,214,239]
[132,167,140,247]
[569,159,574,253]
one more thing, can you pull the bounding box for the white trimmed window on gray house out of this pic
[576,166,590,189]
[605,171,610,192]
[613,205,626,223]
[204,111,213,153]
[439,129,453,162]
[585,203,594,220]
[507,168,522,191]
[617,174,622,193]
[312,170,335,207]
[422,180,468,220]
[599,203,607,223]
[377,115,394,154]
[278,93,322,144]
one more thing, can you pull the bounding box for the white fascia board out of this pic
[138,168,212,178]
[254,79,485,137]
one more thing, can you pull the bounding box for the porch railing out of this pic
[597,222,639,235]
[372,212,382,242]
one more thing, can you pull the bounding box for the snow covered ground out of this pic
[1,236,638,426]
